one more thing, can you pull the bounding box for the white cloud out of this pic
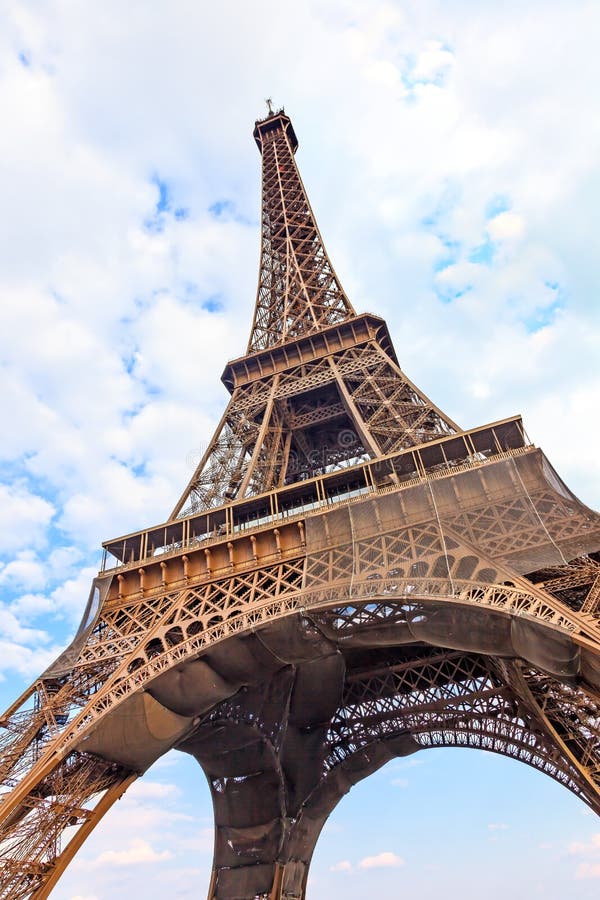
[390,757,424,771]
[0,607,48,644]
[5,564,99,626]
[86,799,192,835]
[0,3,599,898]
[56,757,213,898]
[569,833,600,856]
[487,211,525,241]
[575,863,600,879]
[0,637,63,678]
[151,750,181,769]
[47,566,100,622]
[488,823,509,831]
[0,551,46,590]
[0,483,54,553]
[568,833,600,879]
[330,860,353,872]
[175,827,215,855]
[80,838,172,868]
[127,781,180,800]
[411,39,455,82]
[359,851,404,869]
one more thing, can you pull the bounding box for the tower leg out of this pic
[268,862,285,900]
[174,622,345,900]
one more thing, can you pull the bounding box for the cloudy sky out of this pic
[1,0,600,897]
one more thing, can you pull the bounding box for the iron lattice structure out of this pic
[1,109,600,900]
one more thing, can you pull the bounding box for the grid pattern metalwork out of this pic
[0,108,599,900]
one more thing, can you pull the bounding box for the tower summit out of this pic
[1,111,600,900]
[249,107,353,350]
[170,106,456,518]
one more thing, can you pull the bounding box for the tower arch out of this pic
[1,109,599,899]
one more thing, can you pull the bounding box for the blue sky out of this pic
[1,1,600,897]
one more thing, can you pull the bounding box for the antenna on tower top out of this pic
[265,97,274,115]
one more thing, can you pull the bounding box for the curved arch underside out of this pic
[3,105,600,900]
[1,450,600,899]
[4,601,600,900]
[176,614,600,900]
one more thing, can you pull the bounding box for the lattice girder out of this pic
[2,552,600,898]
[1,109,600,900]
[248,111,355,351]
[2,440,600,900]
[182,647,600,899]
[171,328,459,518]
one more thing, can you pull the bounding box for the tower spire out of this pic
[247,109,355,352]
[1,108,600,900]
[169,110,457,517]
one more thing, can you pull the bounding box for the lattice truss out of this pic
[174,341,456,516]
[528,556,600,616]
[0,558,306,896]
[193,639,600,810]
[1,108,600,900]
[248,114,355,351]
[2,466,600,898]
[172,110,456,518]
[0,754,129,900]
[326,650,600,807]
[183,637,600,900]
[303,462,600,614]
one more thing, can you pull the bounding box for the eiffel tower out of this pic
[1,107,600,900]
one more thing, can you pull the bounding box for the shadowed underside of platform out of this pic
[1,109,599,900]
[1,441,599,899]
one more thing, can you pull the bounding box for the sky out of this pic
[1,0,600,897]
